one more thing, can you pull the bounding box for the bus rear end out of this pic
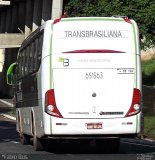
[44,17,142,137]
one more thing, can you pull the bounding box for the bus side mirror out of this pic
[7,62,17,86]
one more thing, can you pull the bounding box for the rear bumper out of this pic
[44,134,137,140]
[44,113,141,136]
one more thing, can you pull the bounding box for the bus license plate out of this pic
[86,123,102,129]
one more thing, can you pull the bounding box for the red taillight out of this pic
[45,89,63,118]
[125,88,141,117]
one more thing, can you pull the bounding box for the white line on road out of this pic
[0,139,19,144]
[10,141,20,144]
[121,140,155,148]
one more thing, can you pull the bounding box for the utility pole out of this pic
[52,0,63,19]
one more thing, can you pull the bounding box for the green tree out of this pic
[64,0,155,49]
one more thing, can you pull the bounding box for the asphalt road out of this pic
[0,115,155,160]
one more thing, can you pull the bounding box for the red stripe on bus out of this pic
[63,49,125,53]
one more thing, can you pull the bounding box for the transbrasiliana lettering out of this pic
[65,30,124,38]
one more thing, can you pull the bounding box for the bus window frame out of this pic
[16,29,44,81]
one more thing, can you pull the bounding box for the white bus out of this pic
[7,17,142,151]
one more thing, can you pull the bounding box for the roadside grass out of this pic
[142,58,155,86]
[7,107,16,117]
[144,116,155,139]
[142,58,155,76]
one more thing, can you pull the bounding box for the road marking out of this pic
[10,141,20,144]
[121,140,155,148]
[0,139,19,144]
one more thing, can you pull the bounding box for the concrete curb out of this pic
[0,99,14,107]
[0,113,16,121]
[0,99,16,120]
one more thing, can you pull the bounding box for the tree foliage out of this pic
[64,0,155,49]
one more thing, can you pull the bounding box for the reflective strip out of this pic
[50,23,54,134]
[132,22,138,88]
[63,49,125,54]
[50,24,53,89]
[61,17,125,22]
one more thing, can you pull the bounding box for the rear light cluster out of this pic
[45,89,63,118]
[125,88,141,117]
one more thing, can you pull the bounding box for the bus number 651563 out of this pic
[85,72,103,79]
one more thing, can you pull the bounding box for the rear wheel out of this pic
[110,138,120,152]
[18,114,31,145]
[33,135,44,151]
[32,116,44,151]
[20,133,31,145]
[96,138,120,153]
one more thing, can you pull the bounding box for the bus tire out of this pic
[18,113,31,145]
[96,138,120,153]
[32,117,44,151]
[20,133,31,145]
[110,138,120,153]
[33,135,44,151]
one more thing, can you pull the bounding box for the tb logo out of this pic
[58,57,69,67]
